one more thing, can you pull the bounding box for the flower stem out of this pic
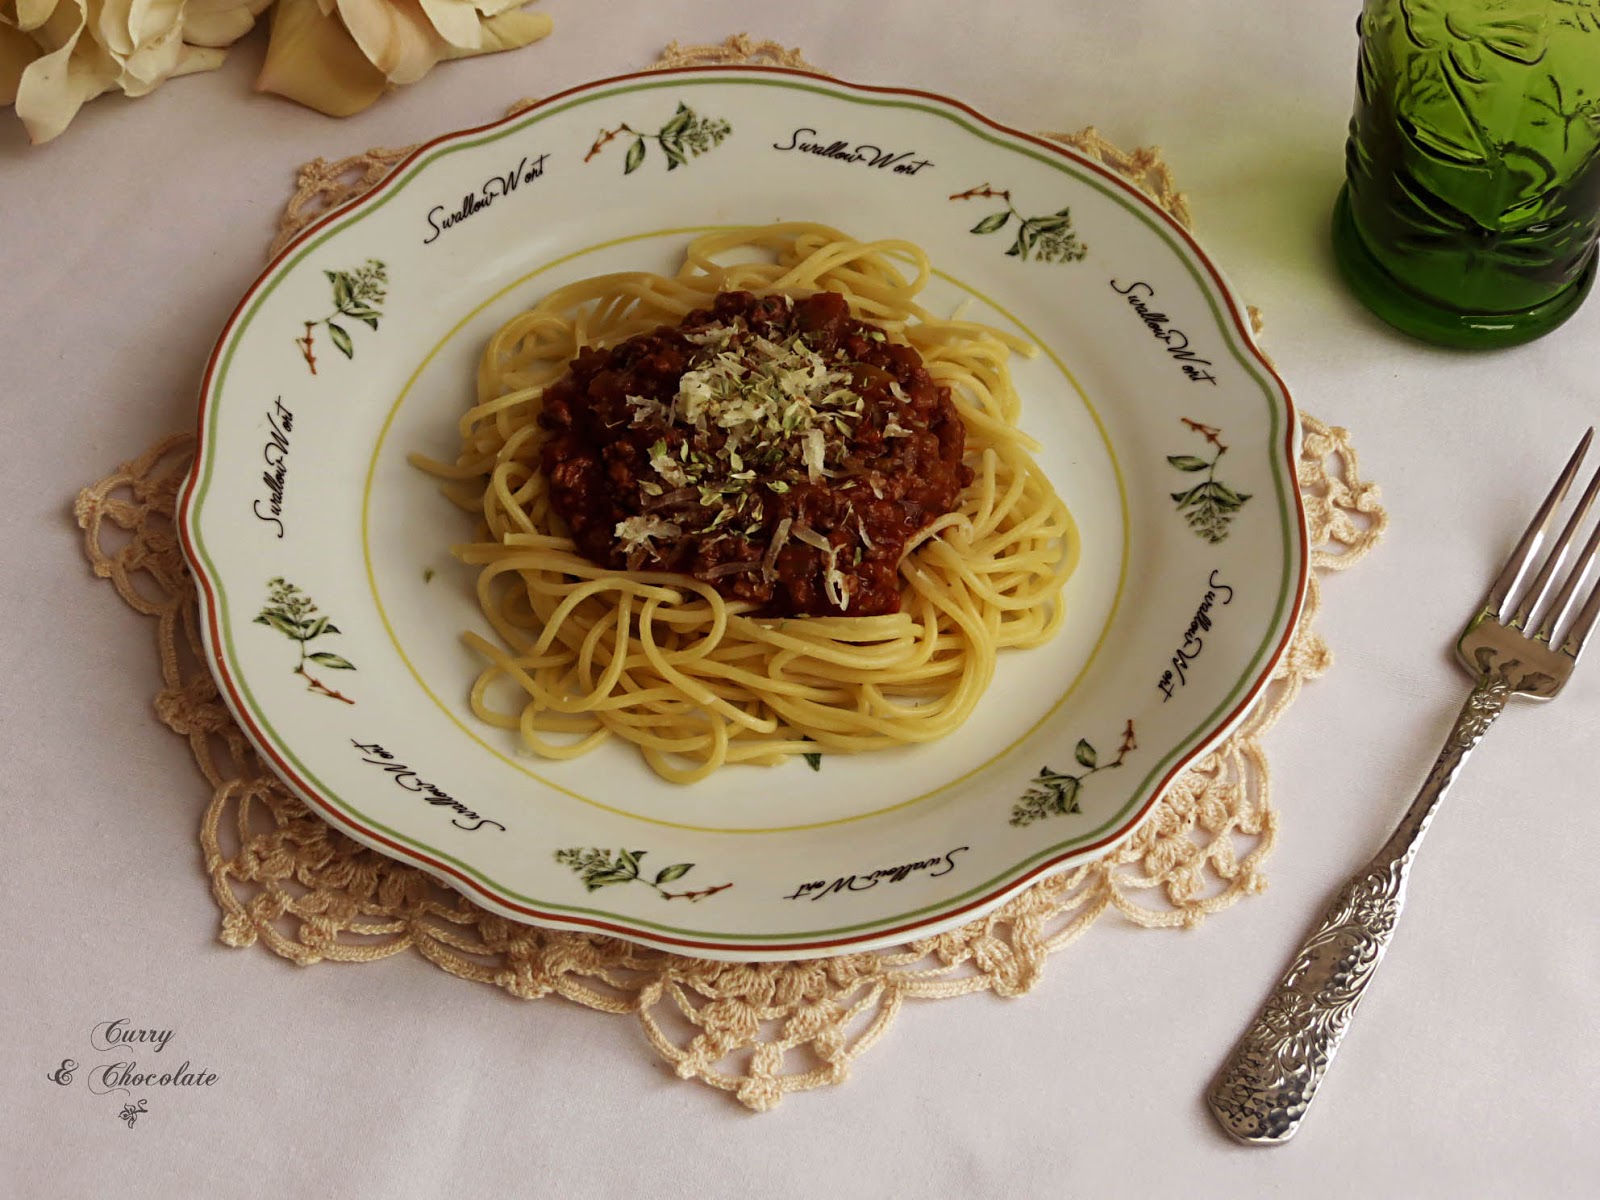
[656,882,734,902]
[584,123,637,161]
[297,321,318,374]
[294,664,354,705]
[293,642,352,704]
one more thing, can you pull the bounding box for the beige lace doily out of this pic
[75,37,1386,1112]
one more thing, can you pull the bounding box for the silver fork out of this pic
[1206,429,1600,1145]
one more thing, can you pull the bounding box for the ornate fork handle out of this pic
[1206,674,1511,1144]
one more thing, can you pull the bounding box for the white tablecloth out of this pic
[4,3,1598,1195]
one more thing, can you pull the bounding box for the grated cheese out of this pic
[614,514,682,549]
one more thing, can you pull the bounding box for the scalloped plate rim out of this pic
[177,65,1310,960]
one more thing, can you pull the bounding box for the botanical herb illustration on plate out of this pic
[255,577,356,704]
[1170,418,1253,543]
[584,102,732,174]
[295,259,387,374]
[554,847,732,901]
[950,183,1088,262]
[1010,720,1137,826]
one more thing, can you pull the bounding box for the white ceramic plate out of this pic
[179,67,1307,960]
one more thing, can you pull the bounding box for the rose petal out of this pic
[14,0,119,143]
[126,0,186,50]
[334,0,443,85]
[439,5,547,59]
[417,0,479,52]
[0,21,40,104]
[117,18,183,93]
[182,0,270,49]
[94,0,135,57]
[256,0,386,116]
[169,39,225,76]
[13,0,59,34]
[471,0,533,18]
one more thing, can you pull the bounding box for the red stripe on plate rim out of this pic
[176,64,1311,956]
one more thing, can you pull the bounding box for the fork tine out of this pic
[1558,525,1600,660]
[1521,457,1600,635]
[1483,428,1593,620]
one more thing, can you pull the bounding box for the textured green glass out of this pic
[1333,0,1600,347]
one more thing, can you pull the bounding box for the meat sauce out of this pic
[537,290,972,617]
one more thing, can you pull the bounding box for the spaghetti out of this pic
[413,224,1077,784]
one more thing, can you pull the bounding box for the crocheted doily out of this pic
[75,37,1386,1112]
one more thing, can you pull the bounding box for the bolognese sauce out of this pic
[537,289,973,617]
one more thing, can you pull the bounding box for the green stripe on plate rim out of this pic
[188,71,1301,942]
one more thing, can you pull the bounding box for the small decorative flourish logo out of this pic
[585,102,732,174]
[119,1099,148,1129]
[47,1059,77,1086]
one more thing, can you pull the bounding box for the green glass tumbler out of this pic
[1332,0,1600,347]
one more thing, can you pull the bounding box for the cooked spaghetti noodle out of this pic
[412,224,1077,783]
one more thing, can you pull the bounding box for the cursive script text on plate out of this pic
[783,846,968,900]
[1110,279,1218,385]
[772,126,933,175]
[423,153,550,245]
[1157,570,1235,700]
[253,397,293,538]
[350,740,507,832]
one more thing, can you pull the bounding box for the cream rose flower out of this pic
[0,0,551,141]
[256,0,550,116]
[0,0,270,142]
